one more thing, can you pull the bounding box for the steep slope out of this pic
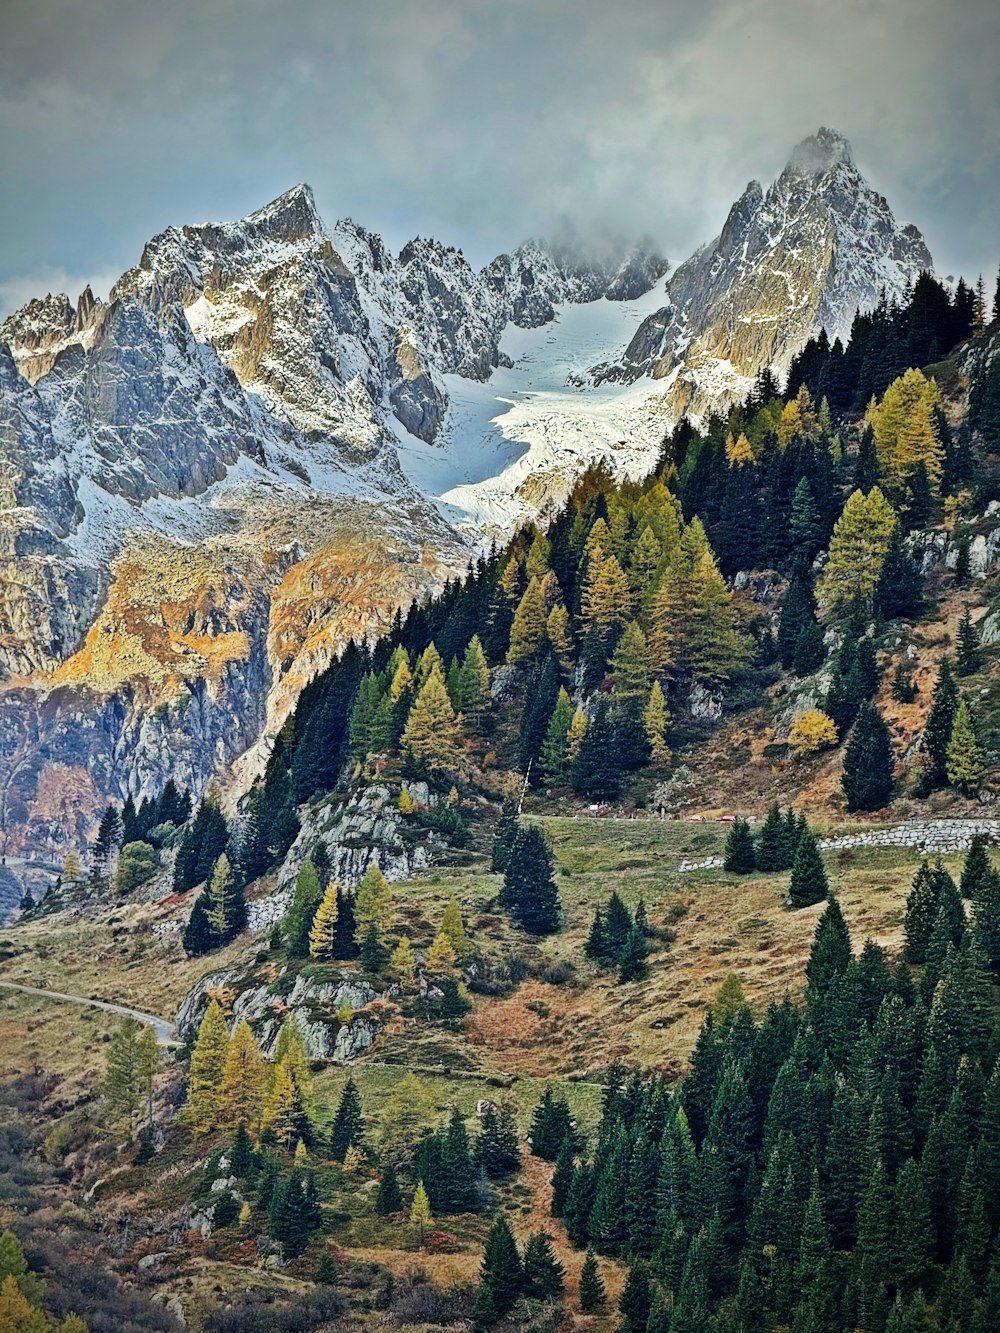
[594,128,932,419]
[0,189,665,861]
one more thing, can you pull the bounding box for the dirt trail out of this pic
[0,980,178,1044]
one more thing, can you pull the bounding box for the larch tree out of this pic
[539,688,574,786]
[260,1058,302,1149]
[426,929,458,971]
[308,880,340,959]
[402,666,464,772]
[354,863,394,944]
[868,368,944,496]
[410,1180,433,1245]
[643,681,670,763]
[102,1017,159,1136]
[818,489,897,607]
[187,998,230,1133]
[390,935,416,984]
[545,602,574,674]
[440,895,470,960]
[507,577,548,667]
[219,1019,267,1133]
[947,699,986,794]
[581,552,633,643]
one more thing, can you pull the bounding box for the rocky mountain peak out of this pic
[239,182,325,244]
[784,126,854,177]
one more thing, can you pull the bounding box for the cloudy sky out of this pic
[1,0,997,315]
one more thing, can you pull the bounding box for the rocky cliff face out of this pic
[0,187,664,860]
[595,128,932,419]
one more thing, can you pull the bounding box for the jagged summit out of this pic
[595,127,932,420]
[242,182,325,241]
[785,126,854,176]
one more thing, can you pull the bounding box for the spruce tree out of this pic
[375,1162,403,1214]
[550,1135,576,1216]
[500,825,561,935]
[961,836,996,903]
[328,1077,364,1161]
[521,1231,565,1300]
[956,605,983,675]
[578,1248,605,1311]
[618,925,649,983]
[756,804,792,872]
[360,923,388,971]
[806,896,852,1001]
[723,818,757,874]
[618,1261,653,1333]
[793,619,827,676]
[480,1213,522,1316]
[476,1102,521,1179]
[842,702,894,811]
[788,831,829,909]
[529,1086,576,1160]
[603,891,633,960]
[491,796,521,874]
[875,524,923,620]
[918,658,958,792]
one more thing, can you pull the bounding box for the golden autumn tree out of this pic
[260,1058,301,1149]
[868,368,943,496]
[186,998,230,1133]
[440,895,470,960]
[817,488,897,607]
[788,709,839,755]
[354,863,395,944]
[507,577,548,667]
[390,935,416,985]
[308,881,340,959]
[219,1019,267,1132]
[402,667,464,771]
[426,929,457,971]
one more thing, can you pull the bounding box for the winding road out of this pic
[0,980,179,1044]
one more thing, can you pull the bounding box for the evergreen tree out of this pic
[578,1248,605,1312]
[101,1017,159,1136]
[285,858,323,958]
[724,818,757,874]
[481,1213,522,1316]
[539,688,574,786]
[375,1162,403,1214]
[947,699,986,794]
[954,533,972,586]
[550,1135,576,1215]
[961,836,997,903]
[788,832,829,909]
[618,1261,653,1333]
[491,795,521,874]
[360,923,389,971]
[181,893,213,957]
[402,666,464,771]
[918,658,958,792]
[354,864,394,944]
[603,891,633,960]
[270,1170,313,1258]
[890,659,917,704]
[793,619,827,676]
[521,1231,565,1300]
[476,1101,521,1179]
[572,698,622,798]
[529,1085,576,1160]
[315,1252,337,1285]
[618,925,649,983]
[806,896,853,1002]
[756,803,795,872]
[842,702,894,811]
[875,525,924,620]
[956,606,983,676]
[328,1077,364,1161]
[500,825,561,935]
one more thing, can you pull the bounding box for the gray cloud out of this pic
[0,0,997,315]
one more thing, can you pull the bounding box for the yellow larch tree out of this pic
[186,998,230,1133]
[507,576,548,667]
[817,488,897,607]
[402,667,464,771]
[426,929,457,972]
[308,881,340,959]
[390,935,416,985]
[440,895,470,961]
[220,1019,267,1132]
[260,1058,301,1149]
[355,863,395,943]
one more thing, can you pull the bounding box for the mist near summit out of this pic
[0,0,997,314]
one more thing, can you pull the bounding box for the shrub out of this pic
[788,708,838,755]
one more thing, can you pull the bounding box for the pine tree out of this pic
[875,524,923,620]
[724,818,756,874]
[219,1019,267,1133]
[842,702,894,811]
[186,998,230,1133]
[375,1162,403,1214]
[956,605,983,675]
[918,658,958,792]
[793,619,827,676]
[947,699,986,794]
[961,836,997,903]
[788,831,829,909]
[643,680,670,763]
[954,533,972,586]
[578,1248,605,1312]
[521,1231,565,1300]
[390,934,416,984]
[328,1077,364,1161]
[204,852,246,946]
[501,825,561,935]
[308,880,340,959]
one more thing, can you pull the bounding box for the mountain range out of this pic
[0,128,931,865]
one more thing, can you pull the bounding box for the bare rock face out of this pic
[596,128,932,418]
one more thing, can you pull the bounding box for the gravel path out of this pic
[0,979,178,1044]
